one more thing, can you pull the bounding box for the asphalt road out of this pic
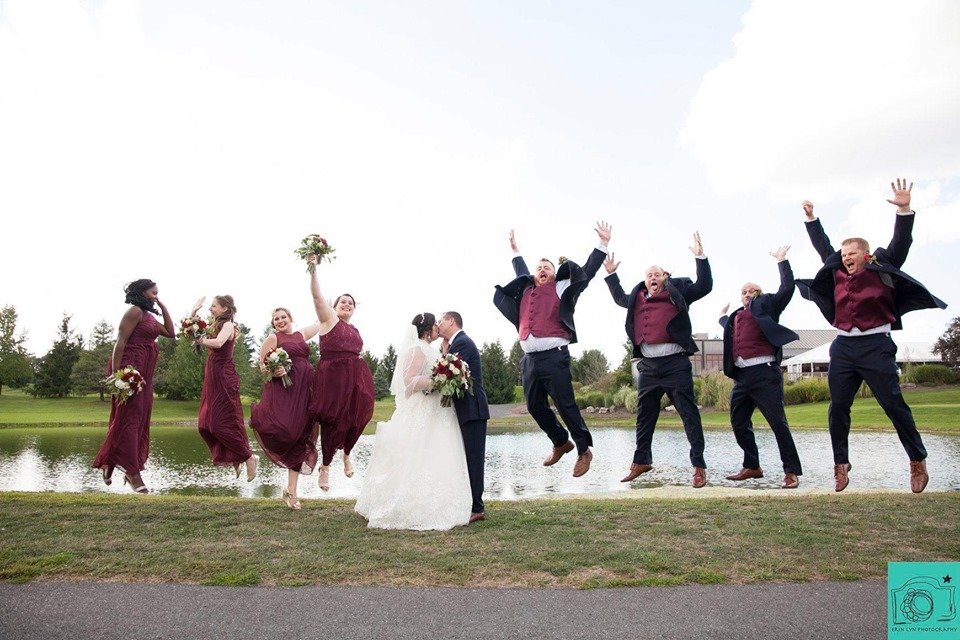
[0,580,887,639]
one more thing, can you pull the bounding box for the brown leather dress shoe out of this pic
[543,440,575,466]
[782,473,799,489]
[620,463,653,482]
[469,512,486,523]
[725,467,764,481]
[692,467,707,488]
[834,463,852,492]
[572,449,593,477]
[909,460,928,493]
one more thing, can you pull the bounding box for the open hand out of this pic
[509,229,518,253]
[770,245,790,261]
[802,200,815,220]
[688,232,704,257]
[886,178,913,212]
[191,296,205,315]
[604,253,620,274]
[721,303,730,315]
[595,220,612,244]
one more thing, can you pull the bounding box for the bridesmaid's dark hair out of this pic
[211,295,237,339]
[124,279,159,315]
[412,312,436,338]
[335,293,356,307]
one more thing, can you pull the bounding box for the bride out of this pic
[355,312,472,530]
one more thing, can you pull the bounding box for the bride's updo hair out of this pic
[411,312,436,338]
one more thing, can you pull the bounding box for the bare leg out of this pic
[343,452,354,477]
[318,465,330,491]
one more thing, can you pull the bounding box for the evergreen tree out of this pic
[575,349,609,385]
[508,339,524,385]
[612,340,635,388]
[70,320,115,400]
[0,305,33,394]
[152,334,178,398]
[234,324,263,400]
[373,361,392,400]
[360,349,379,377]
[32,314,83,398]
[160,336,205,400]
[933,316,960,369]
[480,341,515,404]
[381,344,397,382]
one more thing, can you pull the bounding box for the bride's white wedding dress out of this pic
[355,336,471,531]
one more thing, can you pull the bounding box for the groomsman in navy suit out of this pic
[797,178,947,493]
[493,223,611,477]
[438,311,490,522]
[605,232,713,488]
[718,246,803,489]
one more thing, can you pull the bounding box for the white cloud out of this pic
[680,0,960,202]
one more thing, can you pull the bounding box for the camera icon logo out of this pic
[890,577,956,625]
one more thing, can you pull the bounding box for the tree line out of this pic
[6,302,957,403]
[0,303,637,403]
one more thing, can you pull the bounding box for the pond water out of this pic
[1,426,958,498]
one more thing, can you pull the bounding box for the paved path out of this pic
[0,580,887,639]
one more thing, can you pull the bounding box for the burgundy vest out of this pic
[833,268,896,331]
[519,282,569,340]
[633,290,678,345]
[733,307,775,359]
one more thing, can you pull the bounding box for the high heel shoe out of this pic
[245,454,259,482]
[281,488,301,511]
[123,473,149,494]
[318,466,330,492]
[343,454,354,478]
[101,465,114,486]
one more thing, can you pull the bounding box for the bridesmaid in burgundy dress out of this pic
[193,295,259,481]
[307,256,375,492]
[93,279,175,493]
[250,307,321,510]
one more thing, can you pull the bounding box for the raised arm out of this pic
[603,254,630,308]
[802,201,836,262]
[581,221,612,280]
[509,229,530,277]
[768,245,795,313]
[883,178,915,269]
[299,321,323,342]
[685,232,713,302]
[718,303,731,329]
[111,306,143,370]
[307,255,338,330]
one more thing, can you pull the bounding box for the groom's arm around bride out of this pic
[438,311,489,522]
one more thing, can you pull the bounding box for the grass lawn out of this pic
[1,492,957,588]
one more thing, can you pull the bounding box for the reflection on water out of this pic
[1,426,959,498]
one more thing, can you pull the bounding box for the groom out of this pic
[438,311,489,523]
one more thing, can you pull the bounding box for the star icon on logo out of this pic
[944,575,953,584]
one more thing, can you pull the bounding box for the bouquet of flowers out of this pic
[179,315,211,352]
[431,353,474,407]
[263,347,293,388]
[103,365,146,405]
[294,235,336,273]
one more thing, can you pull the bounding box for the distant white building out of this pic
[782,337,942,381]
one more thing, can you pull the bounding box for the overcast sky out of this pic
[1,0,957,365]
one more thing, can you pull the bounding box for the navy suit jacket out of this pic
[606,257,713,357]
[718,260,800,378]
[447,330,490,425]
[493,247,606,345]
[796,215,946,329]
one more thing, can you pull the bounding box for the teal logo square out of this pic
[888,562,959,638]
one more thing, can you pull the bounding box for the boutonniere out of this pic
[558,256,568,265]
[866,254,878,265]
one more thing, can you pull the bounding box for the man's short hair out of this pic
[538,258,555,269]
[442,311,463,329]
[841,237,870,253]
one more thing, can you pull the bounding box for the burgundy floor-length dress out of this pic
[310,320,375,466]
[92,312,163,475]
[198,337,253,465]
[250,331,318,474]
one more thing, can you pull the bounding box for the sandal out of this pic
[281,488,302,511]
[318,466,330,492]
[123,473,149,494]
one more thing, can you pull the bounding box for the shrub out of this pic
[575,391,606,409]
[624,390,638,413]
[697,371,732,411]
[612,385,633,409]
[901,364,957,386]
[513,386,524,402]
[784,378,830,405]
